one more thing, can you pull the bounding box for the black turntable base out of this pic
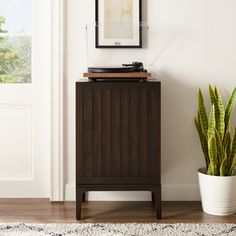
[88,66,135,73]
[88,77,146,82]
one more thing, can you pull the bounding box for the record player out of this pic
[84,62,151,82]
[88,62,146,73]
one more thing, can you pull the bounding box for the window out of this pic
[0,0,32,83]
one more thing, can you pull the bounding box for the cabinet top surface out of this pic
[76,79,160,84]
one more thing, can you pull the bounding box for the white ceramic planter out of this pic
[198,168,236,216]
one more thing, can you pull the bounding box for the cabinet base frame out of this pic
[76,185,161,220]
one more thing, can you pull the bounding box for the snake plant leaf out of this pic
[209,85,219,128]
[207,163,212,175]
[222,125,231,174]
[231,128,236,160]
[209,85,217,105]
[223,128,231,160]
[208,135,217,175]
[215,129,223,164]
[226,132,231,159]
[229,153,236,176]
[220,155,227,176]
[215,87,225,140]
[208,105,215,139]
[223,128,231,147]
[209,85,220,136]
[198,89,208,135]
[229,128,236,173]
[225,88,236,132]
[194,117,209,167]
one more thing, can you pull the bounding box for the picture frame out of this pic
[95,0,142,48]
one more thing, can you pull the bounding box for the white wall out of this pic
[65,0,236,201]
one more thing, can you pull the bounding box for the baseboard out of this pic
[65,183,200,201]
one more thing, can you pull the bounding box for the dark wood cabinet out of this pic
[76,81,161,219]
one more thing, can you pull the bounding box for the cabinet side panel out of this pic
[156,85,161,181]
[76,85,84,181]
[148,87,160,182]
[83,89,93,177]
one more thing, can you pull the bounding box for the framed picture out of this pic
[95,0,142,48]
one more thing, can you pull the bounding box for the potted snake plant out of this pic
[194,85,236,216]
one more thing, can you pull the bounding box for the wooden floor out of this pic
[0,199,236,224]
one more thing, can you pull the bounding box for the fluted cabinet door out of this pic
[76,82,161,185]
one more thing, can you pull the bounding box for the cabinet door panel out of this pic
[76,82,161,185]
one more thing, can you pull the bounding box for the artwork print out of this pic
[96,0,142,48]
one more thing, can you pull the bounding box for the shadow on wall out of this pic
[155,71,205,184]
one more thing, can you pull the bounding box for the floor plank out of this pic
[0,199,235,223]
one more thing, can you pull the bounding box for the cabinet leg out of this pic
[151,192,155,204]
[82,192,86,202]
[76,188,84,220]
[153,187,162,219]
